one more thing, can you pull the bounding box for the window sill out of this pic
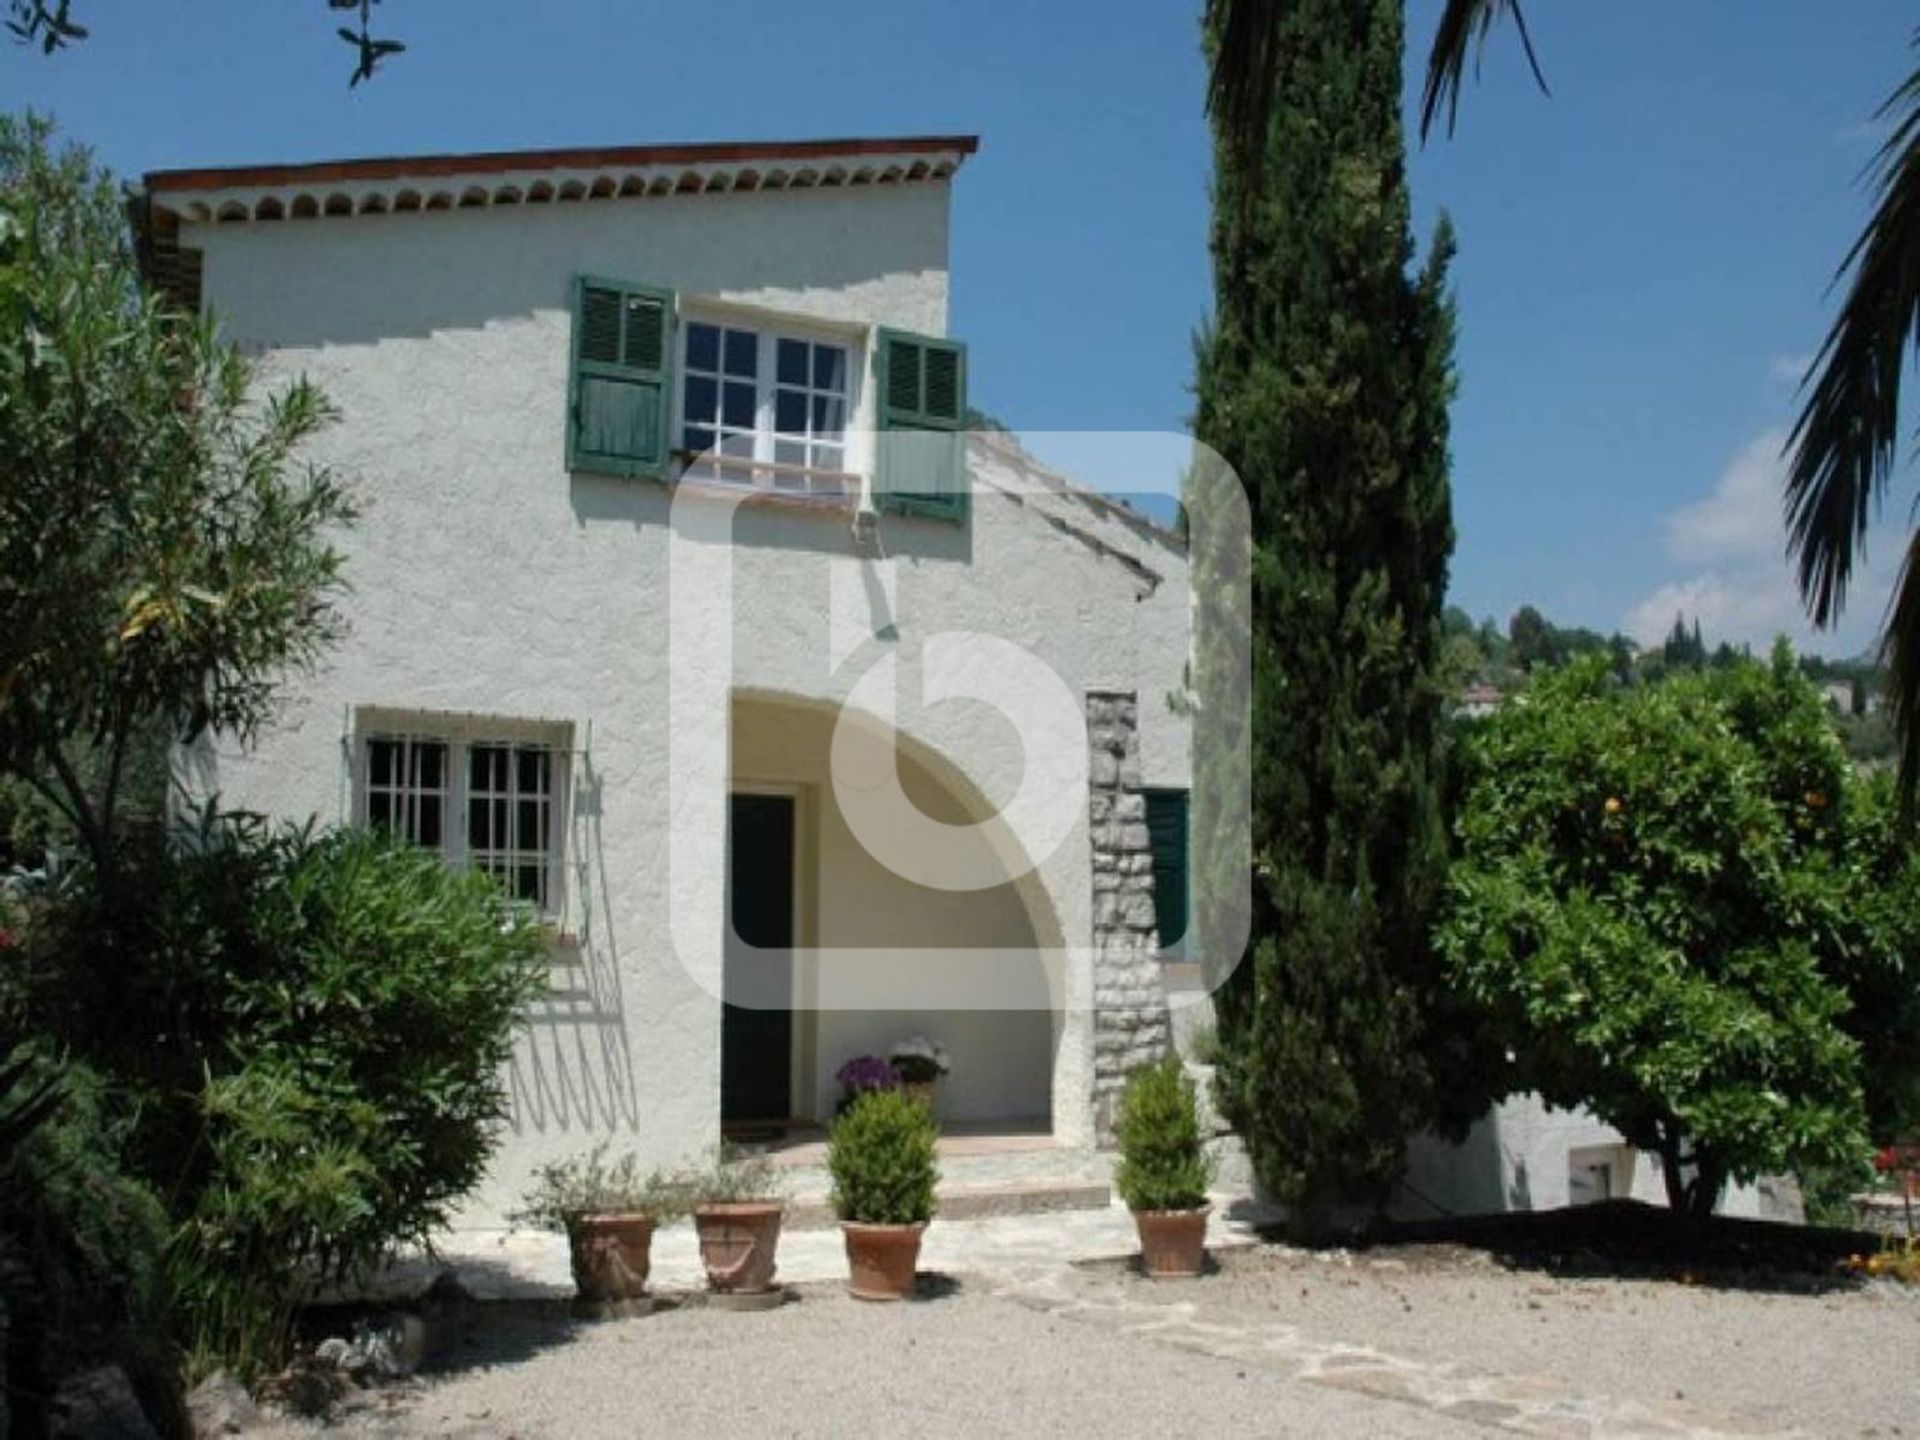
[669,452,860,512]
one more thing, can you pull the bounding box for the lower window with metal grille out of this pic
[359,723,564,915]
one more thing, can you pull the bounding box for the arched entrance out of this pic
[726,690,1067,1131]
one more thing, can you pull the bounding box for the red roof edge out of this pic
[145,134,980,193]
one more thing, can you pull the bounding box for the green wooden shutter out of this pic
[567,275,675,478]
[1144,789,1190,960]
[874,327,969,520]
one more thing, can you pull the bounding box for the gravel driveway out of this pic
[264,1279,1479,1439]
[258,1243,1920,1439]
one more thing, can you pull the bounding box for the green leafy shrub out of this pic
[0,1047,184,1437]
[1440,648,1917,1216]
[1114,1057,1213,1212]
[512,1144,688,1232]
[12,816,547,1376]
[827,1089,939,1225]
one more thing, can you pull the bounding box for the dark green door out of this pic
[722,793,795,1125]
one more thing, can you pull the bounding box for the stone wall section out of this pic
[1086,689,1172,1144]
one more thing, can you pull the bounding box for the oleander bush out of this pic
[11,817,548,1377]
[0,1045,185,1437]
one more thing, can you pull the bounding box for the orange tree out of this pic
[1439,646,1920,1216]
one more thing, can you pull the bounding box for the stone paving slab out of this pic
[993,1266,1804,1440]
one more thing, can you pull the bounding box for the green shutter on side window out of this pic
[1144,789,1190,960]
[567,276,675,478]
[875,327,968,520]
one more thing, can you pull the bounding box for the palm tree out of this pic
[1206,1,1920,805]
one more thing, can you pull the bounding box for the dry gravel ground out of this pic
[260,1278,1480,1439]
[1066,1244,1920,1439]
[257,1244,1920,1439]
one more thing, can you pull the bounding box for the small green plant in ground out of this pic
[827,1088,939,1225]
[512,1143,689,1231]
[678,1147,783,1207]
[1114,1057,1214,1213]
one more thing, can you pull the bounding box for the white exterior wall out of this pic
[174,181,1192,1217]
[1399,1094,1768,1219]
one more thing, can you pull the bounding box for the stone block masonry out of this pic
[1086,690,1172,1144]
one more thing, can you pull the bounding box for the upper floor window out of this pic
[565,274,970,521]
[679,320,853,498]
[359,720,565,913]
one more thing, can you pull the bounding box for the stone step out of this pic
[784,1178,1115,1231]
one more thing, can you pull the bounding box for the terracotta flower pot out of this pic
[694,1201,784,1295]
[565,1212,655,1301]
[841,1221,925,1300]
[1132,1205,1210,1279]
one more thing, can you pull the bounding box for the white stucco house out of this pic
[137,134,1198,1216]
[133,132,1790,1226]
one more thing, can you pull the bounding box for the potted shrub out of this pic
[889,1035,951,1111]
[833,1054,900,1116]
[828,1088,939,1300]
[684,1149,786,1308]
[512,1144,685,1312]
[1114,1057,1215,1279]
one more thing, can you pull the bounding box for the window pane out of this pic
[777,338,809,386]
[775,388,808,435]
[813,345,846,392]
[722,381,756,429]
[418,795,442,848]
[774,438,807,469]
[416,741,445,790]
[723,328,757,377]
[516,865,543,904]
[518,747,548,794]
[719,431,755,460]
[468,797,488,850]
[517,798,540,848]
[684,374,717,424]
[813,442,845,474]
[369,739,394,786]
[368,791,392,830]
[684,425,715,455]
[686,322,719,372]
[813,394,845,439]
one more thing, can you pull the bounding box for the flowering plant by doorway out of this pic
[834,1055,901,1113]
[889,1035,951,1085]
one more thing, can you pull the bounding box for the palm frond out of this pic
[1785,43,1920,641]
[1881,530,1920,816]
[1418,0,1550,142]
[1204,0,1284,178]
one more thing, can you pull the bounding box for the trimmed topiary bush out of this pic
[1114,1057,1213,1212]
[827,1088,939,1225]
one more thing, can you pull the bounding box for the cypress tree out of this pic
[1192,0,1479,1227]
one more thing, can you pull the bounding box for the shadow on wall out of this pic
[194,187,946,349]
[565,464,974,568]
[1396,1111,1516,1222]
[507,752,641,1133]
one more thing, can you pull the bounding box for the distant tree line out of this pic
[1443,604,1894,764]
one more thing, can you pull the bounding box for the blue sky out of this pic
[3,1,1912,656]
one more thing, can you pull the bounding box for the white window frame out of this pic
[352,711,571,918]
[672,306,867,501]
